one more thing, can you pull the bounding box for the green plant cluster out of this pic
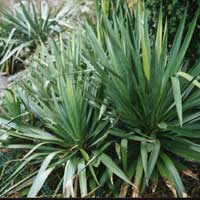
[0,0,199,198]
[0,0,78,73]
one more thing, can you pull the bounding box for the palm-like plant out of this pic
[84,2,200,197]
[1,0,66,44]
[0,1,200,198]
[0,0,77,72]
[0,39,132,197]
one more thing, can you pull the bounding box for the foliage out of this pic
[0,0,77,72]
[0,38,131,197]
[84,1,200,197]
[0,0,200,198]
[145,0,200,65]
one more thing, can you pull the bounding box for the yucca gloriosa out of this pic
[0,0,54,71]
[1,0,63,44]
[0,0,200,198]
[0,37,133,197]
[0,0,77,72]
[84,1,200,197]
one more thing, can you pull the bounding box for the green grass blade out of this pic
[99,153,133,186]
[160,152,186,197]
[78,159,88,197]
[171,76,182,126]
[28,152,58,197]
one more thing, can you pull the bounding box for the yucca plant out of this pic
[0,0,78,72]
[0,1,200,198]
[0,38,133,197]
[1,0,64,44]
[0,0,54,71]
[84,2,200,197]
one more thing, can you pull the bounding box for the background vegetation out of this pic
[145,0,200,65]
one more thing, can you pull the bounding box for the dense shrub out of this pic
[145,0,200,65]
